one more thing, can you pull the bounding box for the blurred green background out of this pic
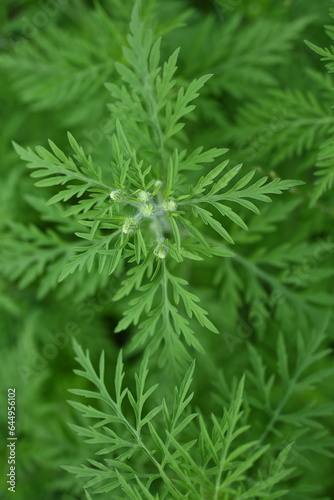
[1,0,334,498]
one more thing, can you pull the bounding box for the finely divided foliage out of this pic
[2,1,334,499]
[14,5,302,366]
[66,340,293,499]
[306,9,334,203]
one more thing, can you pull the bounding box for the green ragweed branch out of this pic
[66,340,294,499]
[12,4,302,366]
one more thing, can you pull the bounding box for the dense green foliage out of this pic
[0,1,334,499]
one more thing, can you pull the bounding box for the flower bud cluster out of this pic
[109,185,177,258]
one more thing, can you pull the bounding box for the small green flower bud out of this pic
[154,242,168,259]
[140,203,154,217]
[122,217,137,234]
[163,199,177,212]
[138,190,151,202]
[109,189,123,201]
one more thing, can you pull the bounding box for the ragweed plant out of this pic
[1,1,334,500]
[14,5,302,368]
